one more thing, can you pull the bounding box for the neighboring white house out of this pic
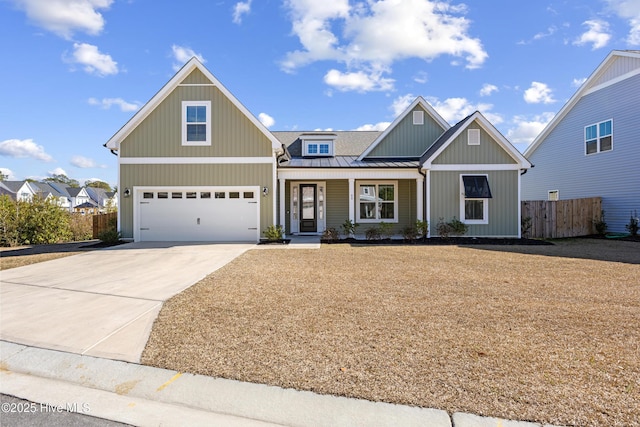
[522,50,640,233]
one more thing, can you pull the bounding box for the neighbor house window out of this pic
[358,182,398,222]
[182,101,211,146]
[460,175,492,224]
[585,119,612,154]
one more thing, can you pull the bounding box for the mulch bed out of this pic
[322,237,553,245]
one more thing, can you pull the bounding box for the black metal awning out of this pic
[463,175,492,198]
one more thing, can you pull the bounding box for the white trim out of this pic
[427,163,522,171]
[120,157,274,164]
[279,178,286,230]
[348,178,355,223]
[182,101,211,146]
[416,176,424,221]
[178,83,216,87]
[303,140,333,157]
[358,96,450,160]
[356,180,399,223]
[289,181,326,234]
[425,170,431,237]
[277,168,422,180]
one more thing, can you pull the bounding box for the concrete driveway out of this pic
[0,242,254,363]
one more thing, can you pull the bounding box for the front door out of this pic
[299,184,317,232]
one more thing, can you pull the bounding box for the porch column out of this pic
[348,178,355,223]
[279,178,286,232]
[416,176,424,221]
[425,170,431,238]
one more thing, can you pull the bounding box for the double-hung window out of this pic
[182,101,211,146]
[460,175,492,224]
[585,119,612,154]
[358,182,397,222]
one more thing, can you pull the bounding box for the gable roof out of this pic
[104,58,281,151]
[357,96,450,160]
[421,111,532,169]
[525,50,640,156]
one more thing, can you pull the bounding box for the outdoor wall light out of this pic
[123,188,131,198]
[262,186,269,197]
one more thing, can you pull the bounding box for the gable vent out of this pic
[468,129,480,145]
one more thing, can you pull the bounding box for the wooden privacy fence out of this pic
[93,212,117,239]
[521,197,602,239]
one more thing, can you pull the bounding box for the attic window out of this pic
[182,101,211,146]
[303,139,334,157]
[413,111,424,125]
[468,129,480,145]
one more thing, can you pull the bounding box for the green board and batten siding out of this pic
[432,125,517,165]
[367,106,447,158]
[120,70,273,158]
[118,68,275,239]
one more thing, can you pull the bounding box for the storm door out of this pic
[299,184,317,232]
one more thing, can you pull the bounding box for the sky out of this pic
[1,0,639,187]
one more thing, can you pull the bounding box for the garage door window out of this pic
[229,192,240,199]
[201,192,211,199]
[172,192,182,199]
[158,192,168,199]
[143,192,154,199]
[243,192,254,199]
[215,192,225,199]
[186,192,197,199]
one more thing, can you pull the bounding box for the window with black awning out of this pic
[462,175,492,198]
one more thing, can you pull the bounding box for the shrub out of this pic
[365,226,381,240]
[436,216,468,239]
[402,226,418,242]
[263,225,284,241]
[593,210,607,236]
[340,219,359,238]
[322,227,339,242]
[448,216,468,236]
[69,213,93,241]
[379,222,393,239]
[415,219,429,240]
[626,210,639,236]
[0,195,19,246]
[18,196,72,244]
[98,228,121,244]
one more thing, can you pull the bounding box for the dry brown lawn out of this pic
[143,240,639,426]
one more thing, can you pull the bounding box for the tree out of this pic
[0,171,7,181]
[44,174,79,188]
[85,180,112,192]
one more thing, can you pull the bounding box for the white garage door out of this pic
[136,187,259,242]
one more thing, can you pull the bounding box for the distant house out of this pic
[85,187,118,212]
[522,50,639,233]
[105,58,531,242]
[1,181,39,202]
[32,182,71,209]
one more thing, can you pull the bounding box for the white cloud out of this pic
[604,0,640,44]
[12,0,113,39]
[390,94,416,117]
[479,83,498,97]
[425,96,501,125]
[88,97,140,112]
[258,112,275,128]
[70,42,118,76]
[282,0,487,92]
[0,139,54,162]
[233,0,252,24]
[354,122,391,131]
[48,167,68,177]
[323,68,394,92]
[524,82,556,104]
[413,71,428,84]
[70,155,106,168]
[171,45,206,71]
[507,113,555,147]
[0,168,16,180]
[572,77,587,87]
[573,20,611,49]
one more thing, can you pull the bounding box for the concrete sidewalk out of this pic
[1,341,561,427]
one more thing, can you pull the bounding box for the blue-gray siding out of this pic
[522,74,639,233]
